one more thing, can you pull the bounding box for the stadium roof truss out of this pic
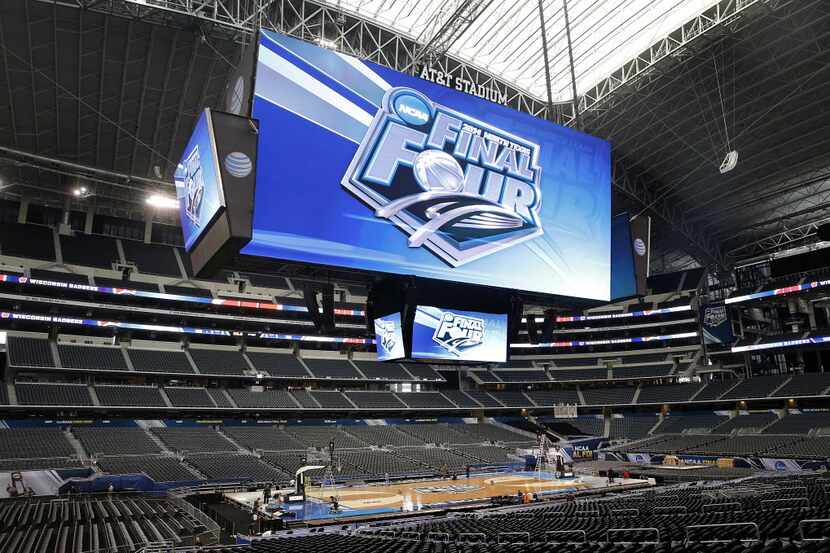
[1,0,829,276]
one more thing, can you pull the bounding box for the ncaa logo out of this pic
[392,92,431,126]
[342,87,544,267]
[432,311,485,356]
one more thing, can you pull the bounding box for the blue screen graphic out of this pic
[611,212,637,300]
[244,31,611,299]
[374,312,405,361]
[411,306,507,363]
[174,109,225,251]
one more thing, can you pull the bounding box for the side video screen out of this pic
[411,306,507,363]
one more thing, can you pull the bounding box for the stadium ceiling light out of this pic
[146,194,179,209]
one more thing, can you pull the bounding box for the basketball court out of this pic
[225,471,652,523]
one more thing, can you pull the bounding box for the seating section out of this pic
[7,336,54,367]
[490,391,531,407]
[222,427,306,451]
[73,427,162,456]
[609,416,657,440]
[207,389,234,408]
[128,348,194,374]
[121,239,182,276]
[721,376,788,399]
[694,379,739,401]
[581,386,636,406]
[59,233,118,268]
[457,423,532,444]
[0,222,55,260]
[344,425,424,447]
[441,390,482,408]
[285,426,365,449]
[654,413,727,434]
[186,454,289,482]
[352,360,412,380]
[0,494,211,553]
[58,344,128,371]
[94,385,166,407]
[227,389,299,409]
[165,387,216,408]
[15,382,93,406]
[464,390,502,407]
[402,363,444,381]
[245,351,310,378]
[713,412,777,433]
[637,383,702,404]
[152,427,238,453]
[189,349,251,376]
[302,357,361,380]
[494,370,550,382]
[344,391,406,409]
[527,389,580,406]
[611,364,673,379]
[290,389,319,408]
[0,428,75,465]
[396,392,456,409]
[310,390,354,409]
[765,412,830,434]
[549,368,607,381]
[97,455,198,482]
[771,373,830,397]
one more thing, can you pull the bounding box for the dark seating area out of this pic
[59,233,119,268]
[164,387,216,408]
[0,428,75,463]
[57,344,128,371]
[637,383,702,404]
[771,373,830,397]
[152,427,238,453]
[527,389,580,406]
[310,390,355,409]
[245,351,310,378]
[0,222,55,260]
[581,386,636,406]
[97,455,198,482]
[227,388,299,409]
[302,357,361,380]
[73,427,162,456]
[402,363,444,381]
[128,348,194,374]
[189,348,251,376]
[121,239,182,276]
[344,391,407,409]
[15,382,93,406]
[352,360,412,380]
[396,392,456,409]
[94,385,166,407]
[7,336,55,368]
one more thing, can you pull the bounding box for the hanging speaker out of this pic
[817,223,830,242]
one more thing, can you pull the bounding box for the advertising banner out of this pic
[700,304,734,345]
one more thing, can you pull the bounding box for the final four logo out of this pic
[342,87,544,267]
[432,312,485,356]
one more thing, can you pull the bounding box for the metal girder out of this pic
[579,0,778,117]
[407,0,494,73]
[36,0,564,124]
[613,160,727,271]
[728,219,829,259]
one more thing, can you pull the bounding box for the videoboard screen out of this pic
[411,306,507,363]
[242,30,611,300]
[374,312,405,361]
[174,109,226,251]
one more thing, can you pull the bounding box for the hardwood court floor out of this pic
[305,473,592,511]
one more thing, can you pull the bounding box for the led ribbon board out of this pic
[411,306,507,363]
[512,331,699,348]
[725,278,830,304]
[0,273,364,317]
[243,30,611,300]
[0,311,373,345]
[374,312,405,361]
[555,304,691,322]
[731,335,830,353]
